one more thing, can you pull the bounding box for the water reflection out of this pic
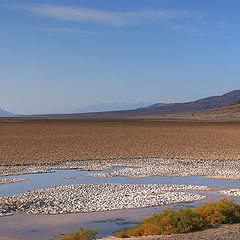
[0,169,239,240]
[1,169,239,197]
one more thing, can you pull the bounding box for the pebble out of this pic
[220,189,240,197]
[0,158,239,180]
[0,178,28,185]
[0,183,208,216]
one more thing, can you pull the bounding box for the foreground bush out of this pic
[57,227,99,240]
[116,199,240,238]
[116,207,208,237]
[194,198,240,224]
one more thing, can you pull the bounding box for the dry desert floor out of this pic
[1,120,240,165]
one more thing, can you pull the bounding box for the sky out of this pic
[1,0,240,114]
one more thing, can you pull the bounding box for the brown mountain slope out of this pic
[165,102,240,122]
[56,90,240,117]
[194,103,240,116]
[230,97,240,106]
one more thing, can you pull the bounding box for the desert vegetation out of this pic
[115,199,240,238]
[194,198,240,224]
[57,227,99,240]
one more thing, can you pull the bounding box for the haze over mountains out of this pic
[65,102,155,114]
[0,108,15,117]
[66,90,240,117]
[1,90,240,117]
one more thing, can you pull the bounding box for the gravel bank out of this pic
[0,184,208,216]
[86,158,240,179]
[220,189,240,197]
[1,157,239,180]
[0,178,27,185]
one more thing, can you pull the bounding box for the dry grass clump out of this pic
[116,199,240,238]
[57,227,98,240]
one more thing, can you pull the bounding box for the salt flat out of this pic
[0,183,208,216]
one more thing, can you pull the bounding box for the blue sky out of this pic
[1,0,240,114]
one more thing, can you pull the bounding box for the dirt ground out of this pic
[1,120,240,165]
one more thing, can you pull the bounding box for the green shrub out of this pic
[57,227,99,240]
[194,198,240,224]
[116,199,240,238]
[116,225,143,238]
[115,207,208,237]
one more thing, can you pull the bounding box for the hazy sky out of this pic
[1,0,240,114]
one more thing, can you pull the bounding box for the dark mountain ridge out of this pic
[141,90,240,115]
[230,97,240,106]
[64,90,240,117]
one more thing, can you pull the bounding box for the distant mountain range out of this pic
[65,102,155,114]
[137,103,167,110]
[188,96,240,118]
[66,90,240,117]
[2,90,240,118]
[0,108,15,116]
[135,89,240,116]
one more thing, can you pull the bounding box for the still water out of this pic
[0,169,239,240]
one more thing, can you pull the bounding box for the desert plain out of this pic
[0,118,240,166]
[0,117,240,240]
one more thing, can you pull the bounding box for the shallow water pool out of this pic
[0,168,239,240]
